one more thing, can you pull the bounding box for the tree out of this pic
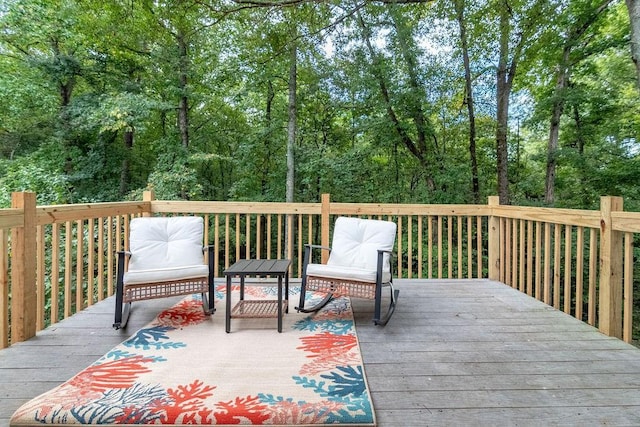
[287,42,297,204]
[626,0,640,87]
[356,6,442,198]
[453,0,480,203]
[543,0,615,205]
[494,0,551,204]
[0,0,637,211]
[0,0,89,165]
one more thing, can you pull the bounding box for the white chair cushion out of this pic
[124,216,207,285]
[324,217,396,281]
[124,265,210,285]
[306,263,391,284]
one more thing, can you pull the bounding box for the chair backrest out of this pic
[327,217,396,272]
[128,216,204,272]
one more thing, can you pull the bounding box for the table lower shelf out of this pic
[231,299,288,318]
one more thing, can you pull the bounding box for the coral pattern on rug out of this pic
[10,287,375,426]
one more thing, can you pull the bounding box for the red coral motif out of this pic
[297,332,357,357]
[267,399,344,424]
[299,352,357,377]
[152,380,217,424]
[114,405,148,424]
[36,405,52,420]
[157,298,208,327]
[67,355,154,393]
[213,395,270,425]
[245,286,270,298]
[297,333,359,375]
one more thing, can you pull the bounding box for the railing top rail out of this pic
[0,200,628,229]
[329,203,489,216]
[153,201,493,217]
[36,201,150,225]
[0,200,616,230]
[0,208,23,229]
[490,205,601,228]
[150,201,322,215]
[612,211,640,233]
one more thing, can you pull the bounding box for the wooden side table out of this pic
[223,259,291,333]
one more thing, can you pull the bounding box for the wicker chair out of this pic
[113,216,215,329]
[296,216,399,326]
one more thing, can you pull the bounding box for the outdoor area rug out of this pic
[10,286,376,426]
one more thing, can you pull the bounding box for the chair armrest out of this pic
[116,251,131,284]
[376,249,395,282]
[305,244,331,263]
[302,244,331,276]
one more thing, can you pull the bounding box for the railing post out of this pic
[11,191,37,343]
[321,193,330,264]
[143,189,155,216]
[488,196,501,281]
[599,196,623,338]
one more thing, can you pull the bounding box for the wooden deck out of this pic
[2,279,640,426]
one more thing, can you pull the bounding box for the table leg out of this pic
[277,275,282,333]
[226,275,231,333]
[285,270,289,314]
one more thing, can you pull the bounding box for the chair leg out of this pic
[295,270,334,313]
[296,277,308,312]
[114,296,131,330]
[204,246,216,315]
[296,292,334,313]
[373,283,399,326]
[201,292,215,315]
[115,302,131,330]
[113,252,130,329]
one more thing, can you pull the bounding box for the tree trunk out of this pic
[50,40,75,109]
[357,11,436,192]
[545,0,613,204]
[572,104,590,208]
[262,80,275,195]
[496,3,511,205]
[50,38,76,177]
[389,10,431,157]
[177,31,190,148]
[286,43,297,204]
[454,0,480,203]
[627,0,640,88]
[120,130,134,196]
[545,49,570,205]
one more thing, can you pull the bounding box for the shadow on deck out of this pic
[2,279,640,426]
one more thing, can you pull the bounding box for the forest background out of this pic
[0,0,639,211]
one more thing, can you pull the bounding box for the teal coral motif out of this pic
[292,366,373,424]
[124,326,186,350]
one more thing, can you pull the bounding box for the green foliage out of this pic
[0,142,72,206]
[0,0,637,209]
[128,140,204,201]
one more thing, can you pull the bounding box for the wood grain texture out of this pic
[1,279,640,426]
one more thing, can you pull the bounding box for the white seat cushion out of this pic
[306,263,391,284]
[124,216,207,285]
[124,265,209,285]
[313,217,396,283]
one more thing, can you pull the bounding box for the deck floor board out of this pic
[2,279,640,426]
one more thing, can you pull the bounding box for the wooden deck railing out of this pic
[0,192,637,348]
